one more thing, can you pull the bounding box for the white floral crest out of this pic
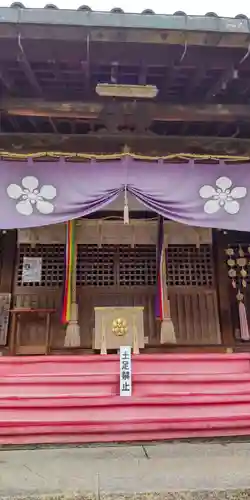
[7,176,57,216]
[199,176,247,215]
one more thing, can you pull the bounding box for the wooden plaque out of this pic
[0,293,11,346]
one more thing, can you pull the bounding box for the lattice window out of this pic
[16,243,214,289]
[77,244,156,286]
[77,245,115,286]
[166,244,214,286]
[118,245,156,286]
[16,244,65,287]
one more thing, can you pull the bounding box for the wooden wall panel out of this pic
[12,240,221,352]
[76,288,156,349]
[0,293,11,346]
[169,288,220,345]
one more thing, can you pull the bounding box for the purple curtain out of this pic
[1,157,250,231]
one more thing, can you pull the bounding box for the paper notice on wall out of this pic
[22,257,42,283]
[120,346,132,396]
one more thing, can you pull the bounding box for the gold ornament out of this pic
[225,245,249,298]
[240,269,247,278]
[112,317,128,336]
[239,246,245,257]
[237,257,247,267]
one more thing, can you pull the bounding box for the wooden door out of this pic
[13,243,65,353]
[77,244,157,348]
[167,244,221,345]
[77,242,220,347]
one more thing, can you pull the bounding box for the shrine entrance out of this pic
[9,218,221,355]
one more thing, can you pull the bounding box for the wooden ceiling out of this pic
[1,11,250,154]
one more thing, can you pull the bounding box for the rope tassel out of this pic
[155,216,176,344]
[63,220,81,347]
[123,185,129,225]
[238,300,250,341]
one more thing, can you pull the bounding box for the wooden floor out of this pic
[1,344,245,356]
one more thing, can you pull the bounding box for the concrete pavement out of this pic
[1,442,250,497]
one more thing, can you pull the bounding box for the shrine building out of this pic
[1,5,250,445]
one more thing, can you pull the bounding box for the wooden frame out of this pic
[2,229,232,354]
[11,308,55,355]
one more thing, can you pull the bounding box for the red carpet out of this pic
[1,353,250,445]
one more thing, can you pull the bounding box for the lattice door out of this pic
[16,244,65,288]
[77,245,116,286]
[13,242,220,347]
[118,245,156,286]
[166,244,214,287]
[77,244,157,346]
[77,244,156,287]
[166,244,220,344]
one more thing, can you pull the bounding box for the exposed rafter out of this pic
[48,117,58,134]
[0,132,250,156]
[18,53,43,97]
[205,67,236,101]
[4,99,250,124]
[138,65,148,85]
[0,68,13,92]
[17,35,43,97]
[184,66,207,98]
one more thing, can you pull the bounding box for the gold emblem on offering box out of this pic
[112,317,128,336]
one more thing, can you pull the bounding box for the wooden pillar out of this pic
[213,230,234,347]
[0,230,17,351]
[0,230,17,293]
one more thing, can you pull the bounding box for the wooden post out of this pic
[214,230,234,347]
[0,230,17,294]
[0,231,17,353]
[160,232,176,344]
[100,317,107,355]
[133,314,139,354]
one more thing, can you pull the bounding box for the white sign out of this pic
[22,257,42,283]
[120,346,132,396]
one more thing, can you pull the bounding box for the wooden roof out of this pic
[1,6,250,47]
[1,6,250,155]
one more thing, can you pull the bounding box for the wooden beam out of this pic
[48,117,58,134]
[205,67,236,101]
[184,66,207,98]
[0,132,250,156]
[0,69,13,92]
[17,54,43,97]
[3,99,250,124]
